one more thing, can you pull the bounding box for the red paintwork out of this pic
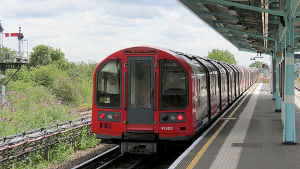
[92,46,195,139]
[5,33,19,37]
[91,46,258,141]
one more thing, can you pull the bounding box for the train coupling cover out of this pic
[121,142,157,154]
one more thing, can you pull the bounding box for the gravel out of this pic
[46,143,117,169]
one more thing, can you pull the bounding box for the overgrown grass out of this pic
[0,46,99,168]
[0,83,80,137]
[1,62,96,137]
[12,127,101,169]
[0,61,99,168]
[76,126,101,150]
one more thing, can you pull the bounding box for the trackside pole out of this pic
[0,24,26,107]
[0,21,4,106]
[1,66,5,106]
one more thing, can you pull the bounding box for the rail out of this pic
[72,145,120,169]
[73,149,146,169]
[0,117,92,168]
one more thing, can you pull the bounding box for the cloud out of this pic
[0,0,269,66]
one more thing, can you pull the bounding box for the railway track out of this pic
[72,142,189,169]
[72,145,147,169]
[98,153,146,169]
[73,146,120,169]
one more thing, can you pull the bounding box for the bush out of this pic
[0,81,79,137]
[77,79,93,107]
[30,64,68,88]
[51,76,84,105]
[1,60,97,136]
[77,126,101,150]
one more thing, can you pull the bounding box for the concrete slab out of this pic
[170,83,300,169]
[237,85,300,169]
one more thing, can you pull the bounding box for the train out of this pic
[91,46,259,154]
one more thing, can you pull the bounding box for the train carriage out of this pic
[205,59,228,111]
[216,61,235,104]
[92,46,258,154]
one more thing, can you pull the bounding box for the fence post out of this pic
[44,137,49,161]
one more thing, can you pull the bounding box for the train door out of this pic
[127,57,155,127]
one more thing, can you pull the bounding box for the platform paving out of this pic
[236,85,300,169]
[170,83,300,169]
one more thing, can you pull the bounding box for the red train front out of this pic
[91,46,258,154]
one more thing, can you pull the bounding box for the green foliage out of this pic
[15,152,48,169]
[2,44,100,169]
[3,54,97,137]
[49,142,75,164]
[0,46,18,62]
[78,79,93,107]
[14,141,75,169]
[77,126,101,150]
[207,49,237,64]
[1,82,79,137]
[51,76,84,105]
[13,130,101,169]
[66,62,97,107]
[30,64,68,87]
[29,44,66,67]
[7,62,93,106]
[249,61,265,68]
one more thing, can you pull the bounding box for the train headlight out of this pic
[160,112,185,123]
[107,114,113,119]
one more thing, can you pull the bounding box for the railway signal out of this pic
[0,22,27,106]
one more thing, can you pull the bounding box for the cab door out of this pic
[127,57,154,127]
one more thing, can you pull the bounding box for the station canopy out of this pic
[178,0,300,55]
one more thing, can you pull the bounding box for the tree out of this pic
[249,61,265,68]
[0,46,18,62]
[29,44,66,67]
[51,48,65,62]
[207,49,237,64]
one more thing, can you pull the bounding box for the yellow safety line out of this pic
[186,83,258,169]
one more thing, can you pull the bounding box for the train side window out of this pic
[96,60,121,108]
[160,61,188,109]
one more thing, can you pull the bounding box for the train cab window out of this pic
[96,60,121,108]
[160,61,188,109]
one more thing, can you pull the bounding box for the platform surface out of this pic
[170,83,300,169]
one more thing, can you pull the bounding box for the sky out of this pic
[0,0,271,67]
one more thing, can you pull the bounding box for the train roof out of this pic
[118,46,257,72]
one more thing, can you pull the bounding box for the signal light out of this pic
[160,113,185,123]
[177,115,184,121]
[113,114,120,120]
[99,113,105,119]
[98,112,121,122]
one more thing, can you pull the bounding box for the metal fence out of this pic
[0,117,92,168]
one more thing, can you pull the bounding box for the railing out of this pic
[0,117,92,168]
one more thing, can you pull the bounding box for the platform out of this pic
[170,83,300,169]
